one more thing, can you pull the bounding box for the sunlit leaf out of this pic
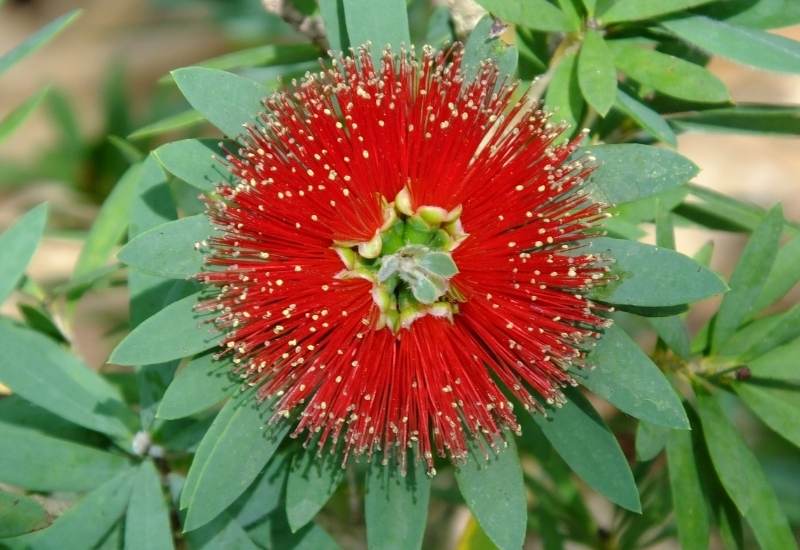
[0,203,47,304]
[473,0,571,31]
[578,30,617,116]
[342,0,410,64]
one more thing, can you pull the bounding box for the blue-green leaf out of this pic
[669,105,800,136]
[181,393,290,531]
[615,89,677,146]
[125,460,175,550]
[578,30,617,116]
[158,354,233,420]
[286,447,345,531]
[635,420,670,461]
[462,15,519,84]
[320,0,350,52]
[0,203,47,304]
[0,9,81,76]
[342,0,410,64]
[600,0,716,23]
[110,292,223,366]
[734,382,800,448]
[119,215,214,280]
[532,389,640,512]
[455,438,526,550]
[154,139,230,193]
[666,426,711,549]
[663,15,800,74]
[365,459,430,550]
[474,0,571,31]
[711,205,783,352]
[545,52,583,131]
[578,325,689,428]
[172,68,268,137]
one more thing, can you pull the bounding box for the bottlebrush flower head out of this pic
[198,44,611,473]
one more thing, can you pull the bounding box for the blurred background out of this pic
[1,1,800,547]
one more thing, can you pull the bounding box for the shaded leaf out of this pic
[735,382,800,448]
[748,336,800,380]
[635,420,669,461]
[0,203,47,304]
[462,15,518,84]
[545,52,583,131]
[154,138,230,193]
[365,459,431,550]
[695,386,796,550]
[532,389,640,512]
[666,427,711,550]
[711,205,783,352]
[455,438,526,550]
[600,0,715,23]
[578,325,688,428]
[125,460,174,550]
[185,512,260,550]
[669,104,800,136]
[110,292,223,366]
[473,0,571,31]
[286,447,345,532]
[584,237,727,307]
[614,89,677,146]
[0,490,49,538]
[578,30,617,116]
[755,232,800,310]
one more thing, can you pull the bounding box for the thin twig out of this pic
[262,0,329,51]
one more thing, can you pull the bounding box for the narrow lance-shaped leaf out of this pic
[462,15,519,84]
[600,0,716,23]
[365,458,431,550]
[319,0,350,52]
[711,205,783,352]
[694,386,797,550]
[110,292,223,366]
[755,232,800,311]
[584,237,727,307]
[585,144,697,204]
[615,89,677,146]
[173,68,268,137]
[286,447,346,532]
[0,490,49,538]
[125,460,175,550]
[473,0,571,32]
[665,426,711,549]
[734,381,800,449]
[342,0,410,64]
[532,389,641,512]
[577,325,689,428]
[578,30,617,116]
[635,420,670,461]
[663,15,800,74]
[0,87,50,144]
[119,215,214,280]
[0,203,47,304]
[128,110,205,141]
[545,52,583,131]
[610,42,730,104]
[0,9,81,75]
[157,354,234,420]
[454,437,527,550]
[669,105,800,137]
[181,393,290,531]
[154,139,230,193]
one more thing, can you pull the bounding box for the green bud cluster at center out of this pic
[334,188,468,333]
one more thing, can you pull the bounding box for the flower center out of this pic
[334,187,468,333]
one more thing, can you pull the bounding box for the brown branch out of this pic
[262,0,329,51]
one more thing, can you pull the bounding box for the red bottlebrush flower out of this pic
[199,45,610,473]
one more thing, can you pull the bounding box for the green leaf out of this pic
[461,15,519,84]
[614,89,677,146]
[649,315,691,360]
[532,389,640,512]
[735,382,800,448]
[183,44,320,75]
[700,0,800,29]
[247,511,338,550]
[635,420,669,461]
[585,237,727,307]
[320,0,350,52]
[231,450,290,527]
[0,203,47,304]
[0,87,50,143]
[748,336,800,380]
[577,325,688,428]
[365,459,431,550]
[545,52,583,131]
[0,421,128,492]
[669,104,800,136]
[6,470,136,549]
[420,251,458,277]
[110,292,223,366]
[0,321,135,439]
[600,0,715,23]
[610,42,730,103]
[119,215,213,280]
[755,232,800,310]
[186,513,260,550]
[158,354,233,420]
[585,144,697,204]
[665,427,711,550]
[730,303,800,361]
[662,15,800,74]
[578,30,617,116]
[181,393,290,531]
[155,139,230,193]
[695,386,796,550]
[0,9,81,76]
[286,447,345,531]
[125,460,175,550]
[676,183,787,234]
[73,163,142,280]
[473,0,571,31]
[711,205,783,352]
[342,0,410,64]
[455,438,526,550]
[0,490,49,538]
[128,110,205,141]
[172,68,268,137]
